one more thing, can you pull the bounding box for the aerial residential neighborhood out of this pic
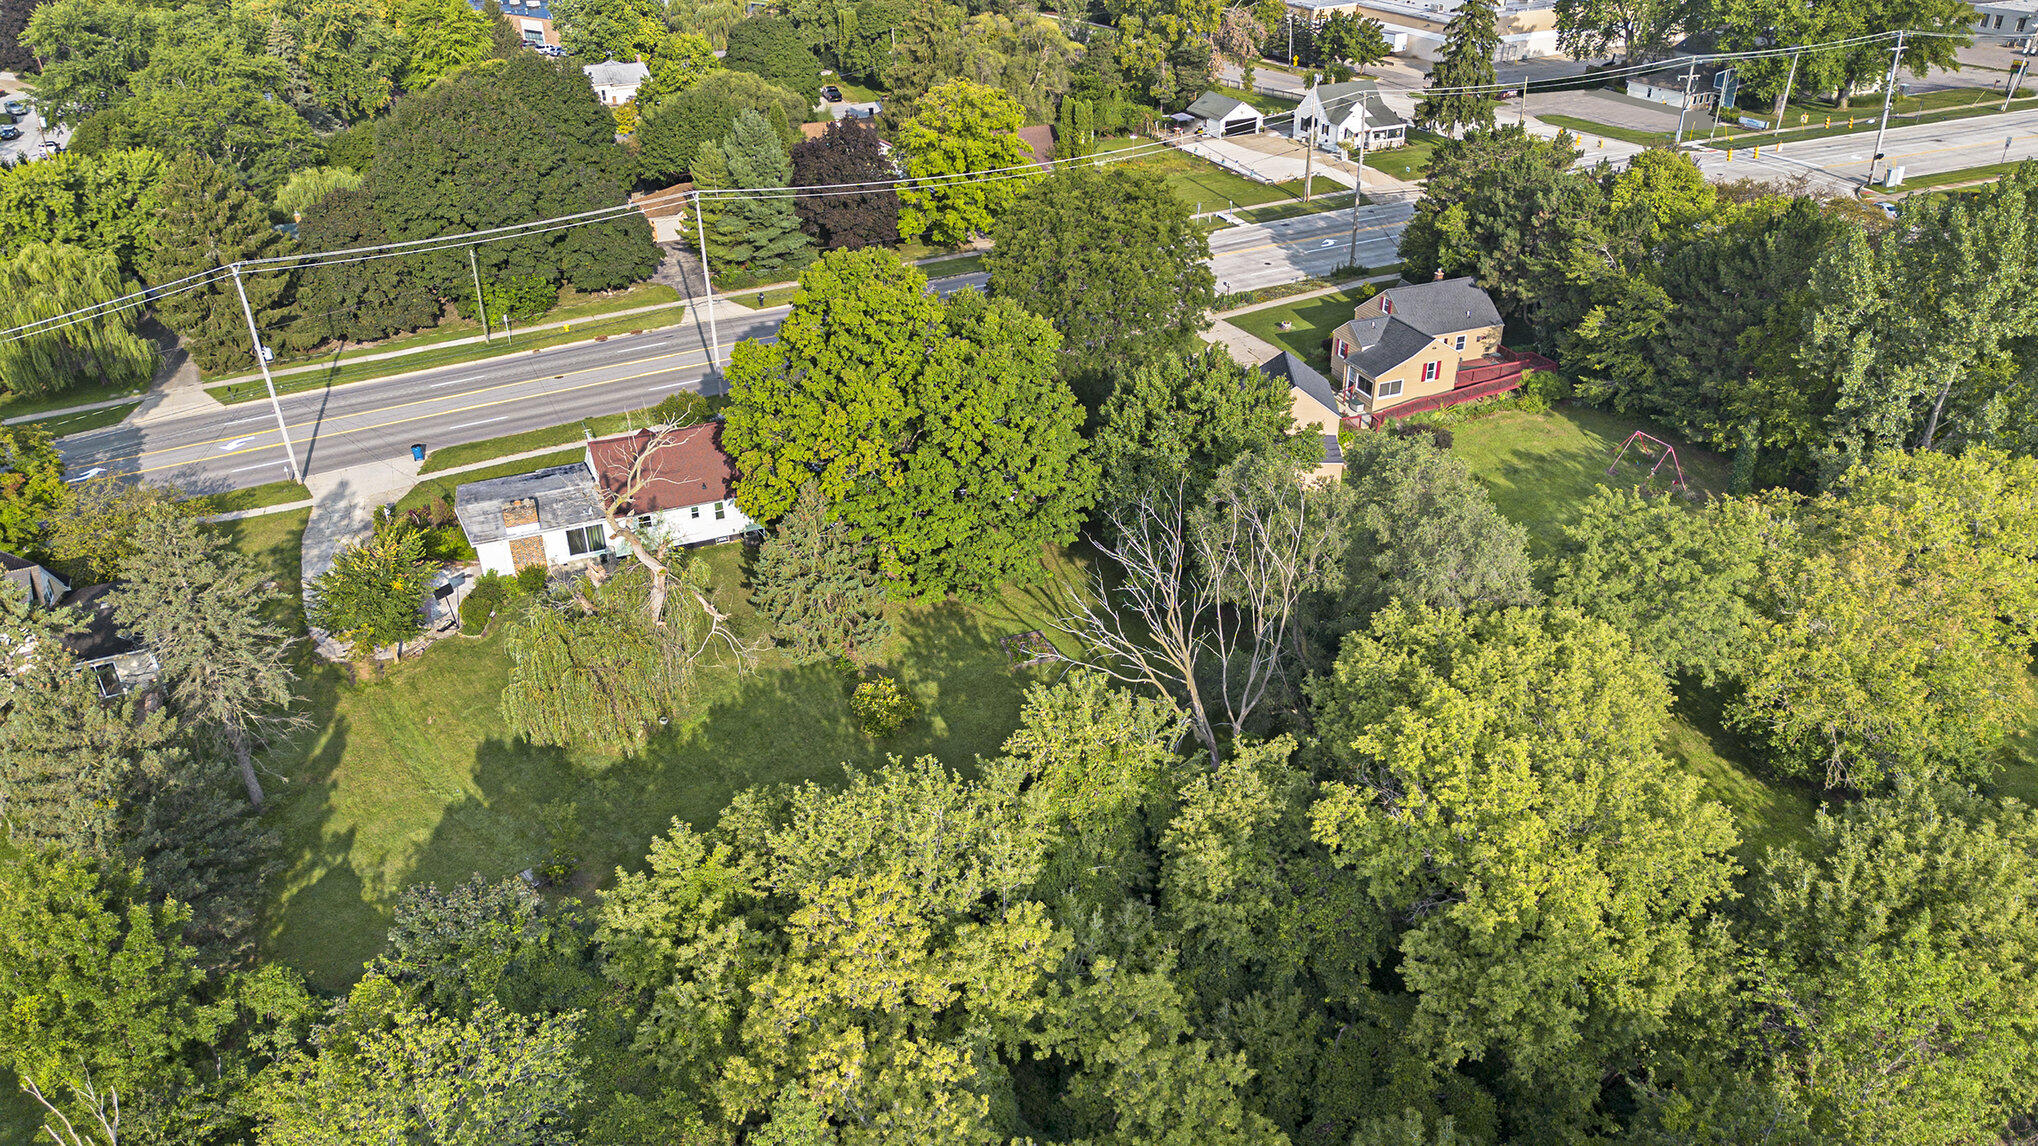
[3,0,2038,1141]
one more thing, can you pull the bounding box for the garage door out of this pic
[1222,117,1257,136]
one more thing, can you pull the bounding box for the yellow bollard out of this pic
[1727,147,1733,160]
[1799,113,1808,125]
[564,324,570,333]
[1753,145,1759,158]
[1825,115,1831,128]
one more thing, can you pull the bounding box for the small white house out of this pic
[0,550,160,697]
[583,60,650,106]
[1185,91,1264,137]
[1293,80,1409,151]
[453,422,758,578]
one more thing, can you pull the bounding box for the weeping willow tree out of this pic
[499,559,758,750]
[0,242,158,399]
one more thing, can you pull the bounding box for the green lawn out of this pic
[1215,83,1299,116]
[1092,136,1300,211]
[197,479,313,515]
[1702,93,2038,152]
[1229,283,1386,375]
[208,305,690,404]
[0,383,149,427]
[227,505,1090,990]
[1895,160,2030,191]
[1363,130,1446,180]
[23,400,141,437]
[1449,406,1730,556]
[1536,113,1691,148]
[205,283,683,383]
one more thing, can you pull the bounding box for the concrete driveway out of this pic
[1525,87,1716,134]
[1184,132,1361,190]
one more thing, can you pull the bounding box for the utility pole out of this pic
[1346,124,1366,268]
[229,263,302,484]
[1775,47,1801,152]
[1517,77,1527,126]
[468,245,489,341]
[1673,57,1700,144]
[2004,59,2029,112]
[693,189,722,373]
[1867,30,1908,187]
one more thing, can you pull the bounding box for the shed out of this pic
[1185,91,1264,137]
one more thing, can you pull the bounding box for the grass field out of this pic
[205,283,684,383]
[1093,136,1303,211]
[1536,113,1689,148]
[1216,83,1300,116]
[1895,160,2029,191]
[197,479,313,515]
[228,504,1090,989]
[1363,130,1447,179]
[208,305,689,404]
[1229,283,1387,375]
[24,400,141,437]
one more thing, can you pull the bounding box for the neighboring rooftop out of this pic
[0,548,66,606]
[586,424,737,516]
[454,464,606,546]
[59,583,144,665]
[1310,79,1407,129]
[1261,350,1341,416]
[1186,91,1253,120]
[583,60,650,87]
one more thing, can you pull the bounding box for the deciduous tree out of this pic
[894,79,1035,246]
[988,166,1215,384]
[0,425,66,553]
[1336,432,1539,617]
[1090,348,1306,510]
[0,148,164,279]
[721,13,821,102]
[307,525,431,659]
[789,118,899,251]
[0,242,157,400]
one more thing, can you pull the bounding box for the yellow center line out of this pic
[127,348,719,478]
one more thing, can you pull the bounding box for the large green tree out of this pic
[1414,0,1498,136]
[987,165,1215,385]
[387,0,494,90]
[0,241,158,400]
[724,249,1097,599]
[1090,347,1305,510]
[1309,603,1738,1130]
[635,68,804,183]
[789,118,899,251]
[549,0,662,63]
[750,480,892,665]
[1336,432,1539,618]
[306,525,431,660]
[0,148,164,279]
[142,154,293,376]
[894,79,1035,247]
[19,0,161,120]
[720,13,821,102]
[0,426,66,554]
[1554,0,1680,62]
[691,108,813,275]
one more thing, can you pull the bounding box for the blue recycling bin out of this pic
[410,443,426,462]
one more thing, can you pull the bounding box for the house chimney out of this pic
[502,498,540,532]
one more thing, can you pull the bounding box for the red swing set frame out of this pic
[1606,430,1687,491]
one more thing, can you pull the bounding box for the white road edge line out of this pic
[445,415,512,430]
[228,460,284,473]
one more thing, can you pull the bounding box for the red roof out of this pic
[585,424,736,515]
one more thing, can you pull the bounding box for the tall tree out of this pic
[113,514,300,805]
[1316,11,1390,72]
[0,148,165,279]
[1090,348,1306,510]
[1554,0,1681,62]
[1335,432,1539,618]
[1309,603,1738,1130]
[749,480,893,665]
[691,108,813,275]
[294,185,441,344]
[789,118,900,251]
[142,154,293,376]
[0,425,66,554]
[721,13,821,102]
[0,241,157,400]
[386,0,493,90]
[42,475,189,584]
[306,525,431,660]
[1414,0,1498,137]
[723,249,1097,599]
[0,0,41,73]
[282,0,399,121]
[894,79,1035,247]
[635,69,803,182]
[19,0,161,120]
[987,165,1215,386]
[548,0,662,63]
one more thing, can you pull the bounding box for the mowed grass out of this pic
[223,505,1089,990]
[1363,130,1446,180]
[1092,136,1300,210]
[1229,283,1385,375]
[1450,405,1731,556]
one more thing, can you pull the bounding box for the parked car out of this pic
[0,98,26,117]
[0,126,19,140]
[822,84,844,102]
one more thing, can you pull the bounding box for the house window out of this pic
[1376,378,1403,400]
[1422,361,1441,383]
[689,505,701,519]
[713,501,726,520]
[636,514,654,529]
[1453,334,1467,351]
[1334,339,1348,360]
[565,525,606,556]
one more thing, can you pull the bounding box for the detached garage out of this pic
[1186,91,1263,137]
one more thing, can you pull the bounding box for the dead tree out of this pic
[21,1070,119,1146]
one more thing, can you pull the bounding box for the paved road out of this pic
[60,208,1417,492]
[1688,104,2038,190]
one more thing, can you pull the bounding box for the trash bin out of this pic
[410,443,426,462]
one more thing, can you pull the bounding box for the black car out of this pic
[0,126,20,141]
[822,85,844,102]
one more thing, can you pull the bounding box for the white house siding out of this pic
[619,500,757,550]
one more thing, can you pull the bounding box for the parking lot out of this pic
[0,72,65,165]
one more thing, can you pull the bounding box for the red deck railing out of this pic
[1343,348,1558,429]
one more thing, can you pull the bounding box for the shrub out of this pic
[516,564,550,595]
[1392,422,1454,450]
[850,675,916,738]
[652,391,709,428]
[1522,368,1571,404]
[477,275,559,323]
[536,800,581,886]
[460,571,510,631]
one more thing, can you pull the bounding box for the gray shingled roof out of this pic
[583,60,650,87]
[1310,80,1405,131]
[454,464,606,547]
[1186,91,1254,121]
[1261,350,1339,416]
[1336,277,1501,377]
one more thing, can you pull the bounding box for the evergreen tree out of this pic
[789,118,899,251]
[295,185,440,344]
[749,480,892,665]
[1415,0,1498,136]
[692,109,813,275]
[141,154,293,375]
[112,514,300,807]
[1055,94,1097,160]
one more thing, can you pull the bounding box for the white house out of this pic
[1293,80,1409,151]
[0,550,160,697]
[583,60,650,106]
[453,422,758,577]
[1185,91,1264,137]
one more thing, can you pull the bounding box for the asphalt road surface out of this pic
[1697,105,2038,187]
[61,208,1416,493]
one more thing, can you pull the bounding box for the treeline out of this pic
[1402,128,2038,488]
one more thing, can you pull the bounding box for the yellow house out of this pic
[1328,277,1511,423]
[1260,351,1345,480]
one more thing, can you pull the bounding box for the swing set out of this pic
[1607,430,1687,492]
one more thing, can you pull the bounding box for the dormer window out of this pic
[1380,297,1393,315]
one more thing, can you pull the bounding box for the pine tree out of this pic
[749,480,892,665]
[692,108,813,275]
[0,632,277,967]
[112,514,301,806]
[142,154,294,375]
[1415,0,1498,137]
